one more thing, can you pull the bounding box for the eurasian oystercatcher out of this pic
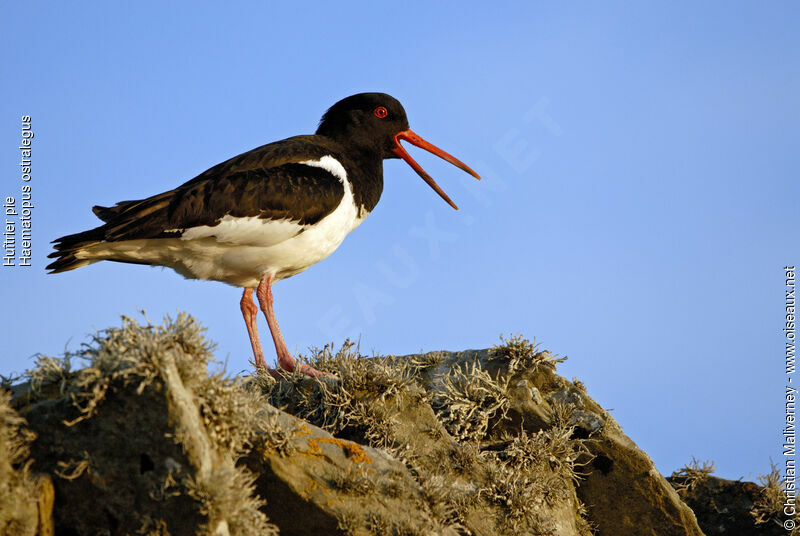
[47,93,480,377]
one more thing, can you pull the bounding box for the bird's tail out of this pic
[46,226,107,273]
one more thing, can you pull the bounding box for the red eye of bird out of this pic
[373,106,388,119]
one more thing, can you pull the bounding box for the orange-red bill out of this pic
[392,129,481,210]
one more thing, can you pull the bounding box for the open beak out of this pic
[392,129,481,210]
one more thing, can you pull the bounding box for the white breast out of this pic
[224,155,367,282]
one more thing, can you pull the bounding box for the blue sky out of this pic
[1,2,797,480]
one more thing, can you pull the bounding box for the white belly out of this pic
[77,156,368,288]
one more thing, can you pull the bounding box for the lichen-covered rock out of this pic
[400,337,704,536]
[243,406,443,535]
[10,314,277,536]
[1,316,712,535]
[267,340,591,535]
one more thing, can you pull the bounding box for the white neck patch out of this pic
[299,155,348,183]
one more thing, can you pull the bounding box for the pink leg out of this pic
[240,288,268,370]
[255,274,330,378]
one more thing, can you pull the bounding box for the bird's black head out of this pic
[317,92,481,210]
[316,92,409,158]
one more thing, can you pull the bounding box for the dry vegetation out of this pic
[3,318,746,536]
[670,457,716,497]
[255,334,594,535]
[751,462,797,533]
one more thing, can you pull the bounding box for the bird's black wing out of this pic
[98,162,345,241]
[48,136,345,264]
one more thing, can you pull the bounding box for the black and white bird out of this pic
[47,93,480,377]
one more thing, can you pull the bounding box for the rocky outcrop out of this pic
[405,346,704,536]
[0,390,53,536]
[1,314,712,535]
[668,466,789,536]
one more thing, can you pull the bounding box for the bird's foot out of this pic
[272,354,334,378]
[295,362,335,378]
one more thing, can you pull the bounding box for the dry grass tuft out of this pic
[490,334,567,374]
[327,466,377,496]
[433,359,510,441]
[670,457,716,497]
[751,461,797,530]
[23,313,212,426]
[405,351,447,371]
[499,426,589,488]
